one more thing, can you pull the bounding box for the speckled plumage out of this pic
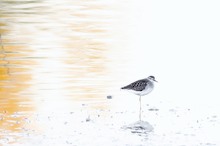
[121,79,150,91]
[121,76,157,96]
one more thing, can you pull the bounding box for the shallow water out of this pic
[1,0,220,146]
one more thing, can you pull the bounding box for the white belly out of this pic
[128,83,154,96]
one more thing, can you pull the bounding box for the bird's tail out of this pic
[121,86,128,90]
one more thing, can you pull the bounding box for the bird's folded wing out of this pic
[121,80,148,91]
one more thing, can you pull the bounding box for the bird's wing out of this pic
[121,79,148,91]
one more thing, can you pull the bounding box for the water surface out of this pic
[1,0,220,146]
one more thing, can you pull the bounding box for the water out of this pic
[1,0,220,146]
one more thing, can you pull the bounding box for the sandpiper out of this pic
[121,76,157,121]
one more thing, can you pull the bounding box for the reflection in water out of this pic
[0,0,123,145]
[0,34,34,144]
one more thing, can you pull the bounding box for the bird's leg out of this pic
[139,96,142,121]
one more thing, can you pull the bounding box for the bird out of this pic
[121,76,157,121]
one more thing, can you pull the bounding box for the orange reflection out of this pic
[64,18,112,109]
[1,0,122,144]
[0,36,34,143]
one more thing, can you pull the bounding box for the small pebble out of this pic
[107,95,112,99]
[86,116,91,122]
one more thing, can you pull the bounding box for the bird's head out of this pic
[148,76,158,82]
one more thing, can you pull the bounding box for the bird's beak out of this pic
[154,79,158,83]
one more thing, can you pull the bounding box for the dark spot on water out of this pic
[86,116,91,122]
[107,95,112,99]
[66,141,72,144]
[148,108,159,111]
[205,143,216,146]
[131,130,142,134]
[212,115,217,118]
